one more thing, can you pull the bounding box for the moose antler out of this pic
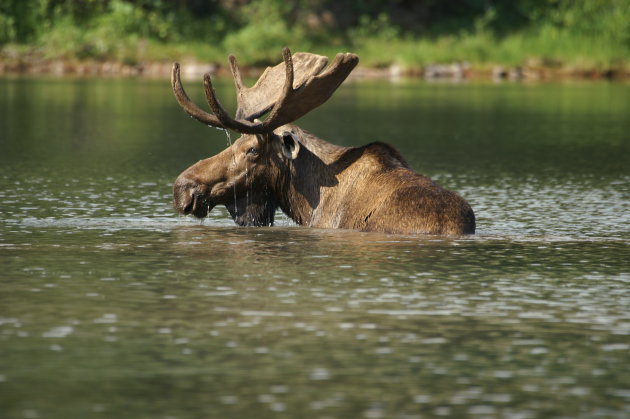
[171,47,359,135]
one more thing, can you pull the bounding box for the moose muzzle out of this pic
[173,175,216,219]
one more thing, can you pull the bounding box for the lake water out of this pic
[1,76,629,418]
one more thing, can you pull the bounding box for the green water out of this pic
[1,77,629,418]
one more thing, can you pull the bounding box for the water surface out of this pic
[1,77,629,418]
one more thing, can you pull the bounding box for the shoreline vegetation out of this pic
[1,0,629,81]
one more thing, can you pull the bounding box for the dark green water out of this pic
[1,77,629,419]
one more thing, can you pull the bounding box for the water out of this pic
[1,76,629,418]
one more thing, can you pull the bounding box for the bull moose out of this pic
[171,48,475,235]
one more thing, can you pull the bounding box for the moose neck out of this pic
[271,127,351,227]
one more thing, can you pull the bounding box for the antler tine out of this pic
[317,52,358,89]
[203,73,264,134]
[228,55,245,91]
[171,62,224,128]
[228,55,249,120]
[260,47,296,130]
[281,47,295,98]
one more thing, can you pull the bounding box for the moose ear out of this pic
[277,131,300,160]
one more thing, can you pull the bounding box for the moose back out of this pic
[171,48,475,235]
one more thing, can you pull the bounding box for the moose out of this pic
[171,48,475,235]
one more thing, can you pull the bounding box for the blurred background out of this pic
[1,0,629,78]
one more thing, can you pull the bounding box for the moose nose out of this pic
[173,177,195,215]
[173,176,213,218]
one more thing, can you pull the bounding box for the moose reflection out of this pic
[171,48,475,235]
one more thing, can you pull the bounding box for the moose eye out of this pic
[246,147,258,156]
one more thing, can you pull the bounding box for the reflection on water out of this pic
[1,78,629,418]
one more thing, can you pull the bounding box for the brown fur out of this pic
[174,124,475,235]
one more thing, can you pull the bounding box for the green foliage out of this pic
[350,13,400,44]
[0,0,628,70]
[223,0,308,64]
[35,0,185,61]
[0,11,16,43]
[0,0,43,42]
